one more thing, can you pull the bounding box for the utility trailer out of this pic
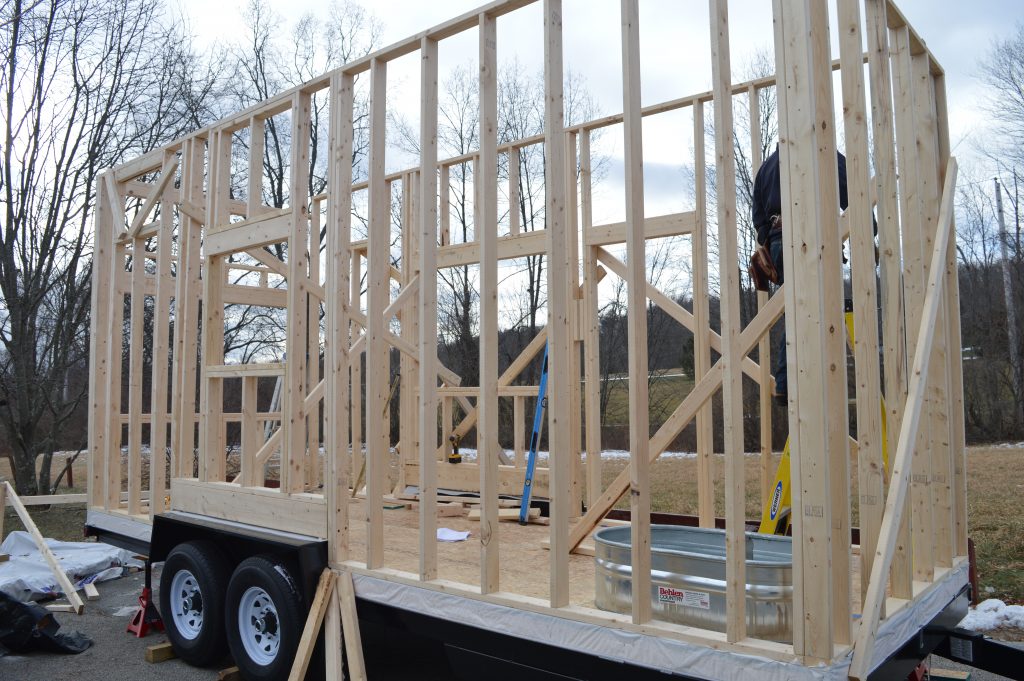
[83,0,989,679]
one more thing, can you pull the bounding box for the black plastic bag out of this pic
[0,591,91,656]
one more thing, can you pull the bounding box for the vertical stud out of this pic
[621,0,651,625]
[365,59,389,569]
[710,0,747,643]
[327,71,355,566]
[544,0,571,609]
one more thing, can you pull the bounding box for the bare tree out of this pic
[957,167,1002,270]
[436,66,482,381]
[981,23,1024,177]
[227,0,379,211]
[701,48,777,308]
[954,163,1024,438]
[218,0,379,371]
[498,61,604,348]
[389,61,603,449]
[0,0,219,494]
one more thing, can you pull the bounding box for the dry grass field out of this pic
[3,445,1023,605]
[963,446,1024,604]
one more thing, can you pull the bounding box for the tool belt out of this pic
[749,215,782,292]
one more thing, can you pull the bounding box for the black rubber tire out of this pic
[158,540,230,666]
[225,555,304,681]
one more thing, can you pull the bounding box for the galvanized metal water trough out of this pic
[594,524,794,642]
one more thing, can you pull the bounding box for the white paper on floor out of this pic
[0,531,144,602]
[960,598,1024,631]
[437,528,470,542]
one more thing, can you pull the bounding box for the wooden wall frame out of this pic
[87,1,964,677]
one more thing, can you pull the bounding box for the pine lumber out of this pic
[84,582,100,601]
[287,569,336,681]
[437,503,468,517]
[145,642,176,663]
[337,570,366,681]
[468,507,540,522]
[3,481,85,614]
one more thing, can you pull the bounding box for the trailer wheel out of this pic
[159,540,230,666]
[225,555,303,681]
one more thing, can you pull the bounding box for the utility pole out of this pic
[995,177,1023,423]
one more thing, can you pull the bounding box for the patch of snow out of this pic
[994,442,1024,449]
[450,448,770,462]
[959,598,1024,631]
[597,449,699,460]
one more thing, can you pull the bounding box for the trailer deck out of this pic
[88,501,970,680]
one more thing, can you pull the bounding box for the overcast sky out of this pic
[167,0,1023,315]
[175,0,1022,159]
[174,0,1023,269]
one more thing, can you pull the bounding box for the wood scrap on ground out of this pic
[145,641,176,663]
[398,493,522,508]
[468,507,541,522]
[437,502,468,517]
[541,538,595,556]
[84,582,100,600]
[45,604,77,613]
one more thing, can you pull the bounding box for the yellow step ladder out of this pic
[757,306,889,535]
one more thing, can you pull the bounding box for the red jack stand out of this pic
[127,562,163,638]
[906,659,929,681]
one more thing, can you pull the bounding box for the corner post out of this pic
[418,37,440,582]
[543,0,571,609]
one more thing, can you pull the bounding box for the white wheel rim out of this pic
[238,586,281,666]
[169,569,204,640]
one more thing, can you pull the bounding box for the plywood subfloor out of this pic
[99,493,870,621]
[345,498,598,607]
[344,499,870,617]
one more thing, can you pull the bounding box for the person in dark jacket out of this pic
[752,144,848,404]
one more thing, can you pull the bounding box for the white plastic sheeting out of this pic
[0,531,143,602]
[351,560,969,681]
[865,560,970,670]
